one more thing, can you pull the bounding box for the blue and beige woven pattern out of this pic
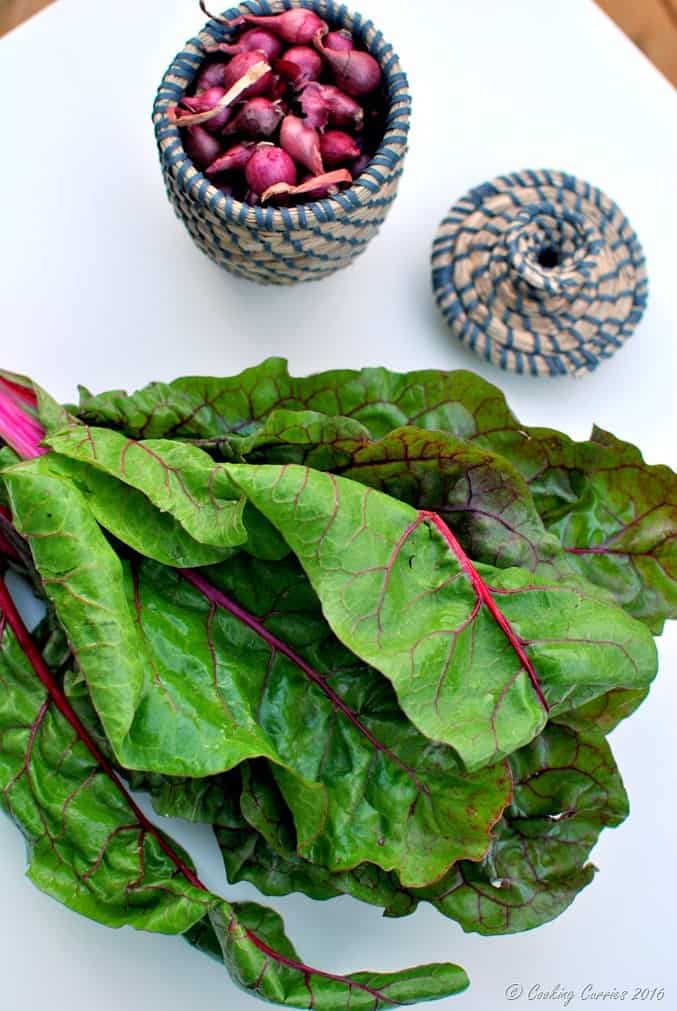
[432,170,648,377]
[153,0,411,285]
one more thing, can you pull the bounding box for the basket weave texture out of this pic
[153,0,411,285]
[432,169,648,377]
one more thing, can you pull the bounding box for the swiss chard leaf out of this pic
[231,409,372,465]
[1,457,297,778]
[2,458,511,884]
[134,770,244,826]
[0,579,466,1009]
[335,427,573,580]
[192,900,469,1007]
[234,761,418,917]
[238,423,577,583]
[513,426,677,635]
[73,358,516,442]
[552,687,650,735]
[0,591,212,933]
[414,723,628,934]
[228,464,657,771]
[46,426,248,549]
[134,762,418,917]
[42,453,234,568]
[182,556,512,887]
[73,360,676,631]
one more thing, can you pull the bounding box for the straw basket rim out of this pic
[152,0,411,233]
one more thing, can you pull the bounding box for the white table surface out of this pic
[1,1,676,1009]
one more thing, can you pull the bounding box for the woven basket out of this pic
[153,1,411,285]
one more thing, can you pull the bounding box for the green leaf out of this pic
[132,759,418,917]
[130,768,244,826]
[231,409,372,463]
[75,361,676,631]
[197,901,469,1007]
[516,427,677,634]
[73,361,677,631]
[336,427,573,580]
[231,420,579,584]
[1,458,292,778]
[43,454,233,568]
[74,358,515,442]
[0,583,465,1010]
[185,556,512,887]
[3,459,510,882]
[227,464,657,771]
[553,687,649,735]
[0,609,212,933]
[46,425,247,550]
[232,761,419,916]
[415,723,628,934]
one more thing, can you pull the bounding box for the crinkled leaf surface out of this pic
[517,426,677,634]
[238,423,577,583]
[74,358,513,443]
[335,427,573,580]
[231,409,372,464]
[234,761,419,917]
[0,612,211,932]
[553,687,650,735]
[228,464,657,771]
[131,768,243,826]
[183,555,512,886]
[2,458,511,883]
[133,762,418,916]
[1,458,297,778]
[0,588,465,1010]
[46,425,247,549]
[74,360,676,630]
[42,453,233,568]
[192,900,469,1008]
[414,723,628,934]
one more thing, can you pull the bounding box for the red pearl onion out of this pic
[280,115,324,176]
[206,141,256,176]
[300,82,364,131]
[169,60,271,127]
[275,46,323,87]
[298,81,330,130]
[240,10,328,45]
[319,129,361,166]
[178,87,233,133]
[223,50,273,97]
[183,125,222,170]
[323,30,354,52]
[245,144,297,195]
[195,59,228,93]
[314,32,381,96]
[214,28,283,61]
[223,98,284,138]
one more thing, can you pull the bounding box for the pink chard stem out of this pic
[420,511,549,712]
[0,378,47,460]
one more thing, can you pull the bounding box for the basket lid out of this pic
[431,169,648,378]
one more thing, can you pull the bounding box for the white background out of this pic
[1,1,676,1009]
